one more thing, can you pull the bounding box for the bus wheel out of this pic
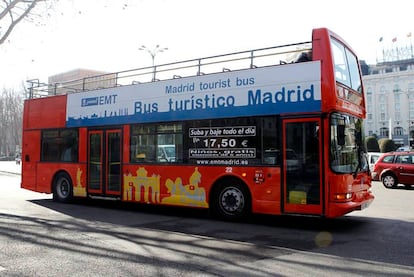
[382,174,397,189]
[212,180,251,221]
[53,172,73,203]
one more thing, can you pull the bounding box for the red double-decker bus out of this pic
[21,28,373,220]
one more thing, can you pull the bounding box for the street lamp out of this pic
[139,44,168,81]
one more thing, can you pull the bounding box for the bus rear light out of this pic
[334,193,352,201]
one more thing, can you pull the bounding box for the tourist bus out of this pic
[21,28,374,220]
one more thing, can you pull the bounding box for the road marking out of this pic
[0,266,5,271]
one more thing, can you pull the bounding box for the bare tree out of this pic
[0,0,56,45]
[0,88,23,158]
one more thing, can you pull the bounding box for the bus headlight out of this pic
[334,193,353,201]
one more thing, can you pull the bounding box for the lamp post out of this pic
[139,45,168,81]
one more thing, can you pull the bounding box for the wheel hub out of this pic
[58,180,69,197]
[221,188,244,213]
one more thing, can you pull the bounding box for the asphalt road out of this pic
[0,173,413,276]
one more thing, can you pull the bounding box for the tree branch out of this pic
[0,0,23,21]
[0,0,45,44]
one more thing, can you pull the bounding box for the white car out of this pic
[396,146,411,152]
[366,152,382,172]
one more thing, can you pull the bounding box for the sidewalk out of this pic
[0,161,22,175]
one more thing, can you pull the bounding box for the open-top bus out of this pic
[21,27,373,220]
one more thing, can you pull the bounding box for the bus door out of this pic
[87,129,122,197]
[282,118,323,215]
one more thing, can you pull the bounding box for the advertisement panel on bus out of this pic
[66,61,321,127]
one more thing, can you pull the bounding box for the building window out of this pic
[394,93,400,103]
[395,102,401,121]
[408,85,414,120]
[367,123,373,135]
[395,113,401,121]
[380,127,389,137]
[409,104,414,120]
[367,95,372,105]
[380,103,387,121]
[367,88,372,105]
[394,127,404,136]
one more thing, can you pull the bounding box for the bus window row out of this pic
[39,116,290,166]
[41,129,78,162]
[129,116,280,166]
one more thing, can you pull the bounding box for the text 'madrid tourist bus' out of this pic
[21,28,374,220]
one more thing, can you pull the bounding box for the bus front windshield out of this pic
[331,38,362,93]
[330,113,364,174]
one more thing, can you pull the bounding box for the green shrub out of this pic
[378,138,397,153]
[365,136,380,152]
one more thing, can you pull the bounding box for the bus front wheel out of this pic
[212,180,251,221]
[53,172,73,203]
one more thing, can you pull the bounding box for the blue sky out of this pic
[0,0,412,89]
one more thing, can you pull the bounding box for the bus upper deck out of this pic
[26,40,312,98]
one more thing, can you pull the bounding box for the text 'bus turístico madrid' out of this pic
[21,28,374,220]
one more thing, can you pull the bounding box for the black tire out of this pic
[382,174,398,189]
[211,180,251,221]
[53,172,73,203]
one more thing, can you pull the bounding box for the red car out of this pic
[371,152,414,189]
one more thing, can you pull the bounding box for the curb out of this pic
[0,170,21,176]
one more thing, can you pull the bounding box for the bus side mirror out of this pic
[337,125,345,146]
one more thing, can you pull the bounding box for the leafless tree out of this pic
[0,0,57,45]
[0,88,23,157]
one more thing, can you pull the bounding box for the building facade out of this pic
[363,59,414,147]
[48,68,117,95]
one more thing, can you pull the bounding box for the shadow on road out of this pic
[25,197,414,269]
[29,197,365,231]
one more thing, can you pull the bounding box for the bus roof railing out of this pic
[26,41,312,99]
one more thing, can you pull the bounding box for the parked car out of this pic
[371,151,414,189]
[396,146,411,152]
[366,152,382,172]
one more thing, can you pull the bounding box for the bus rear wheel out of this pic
[212,180,251,221]
[53,172,73,203]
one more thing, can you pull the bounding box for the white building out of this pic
[363,58,414,147]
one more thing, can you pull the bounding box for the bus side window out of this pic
[261,117,279,165]
[61,135,78,162]
[263,149,279,165]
